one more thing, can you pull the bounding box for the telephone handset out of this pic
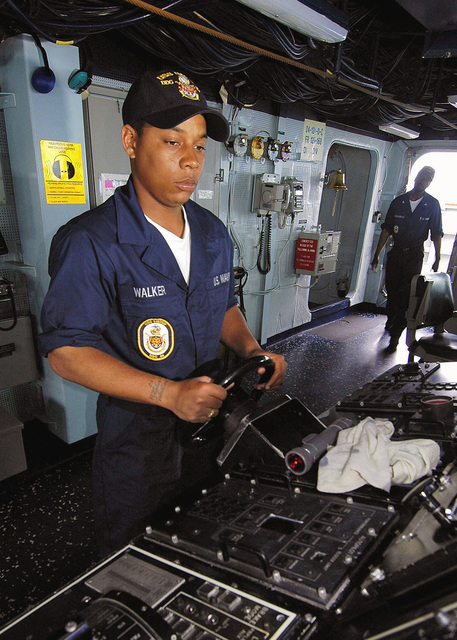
[282,178,304,215]
[282,180,292,213]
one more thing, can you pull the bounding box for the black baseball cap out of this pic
[418,165,435,180]
[122,69,229,142]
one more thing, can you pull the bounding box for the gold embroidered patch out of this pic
[177,74,199,100]
[137,318,174,361]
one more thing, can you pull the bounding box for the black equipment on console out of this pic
[285,417,353,475]
[186,354,275,447]
[1,545,302,640]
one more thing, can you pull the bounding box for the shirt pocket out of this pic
[120,293,184,369]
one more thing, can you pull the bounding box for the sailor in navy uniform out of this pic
[39,69,287,554]
[371,165,442,352]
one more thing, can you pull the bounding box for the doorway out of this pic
[309,143,373,310]
[408,152,457,275]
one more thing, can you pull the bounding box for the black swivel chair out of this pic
[406,272,457,363]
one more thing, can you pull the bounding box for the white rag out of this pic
[317,416,441,493]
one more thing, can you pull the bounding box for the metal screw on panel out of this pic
[171,534,179,544]
[318,587,327,600]
[370,567,385,582]
[367,527,376,536]
[304,613,314,623]
[346,497,353,504]
[272,570,281,582]
[401,532,416,540]
[174,506,181,513]
[438,477,450,490]
[217,550,225,561]
[145,526,153,534]
[64,622,78,633]
[344,555,353,565]
[387,505,395,513]
[202,489,208,495]
[435,612,451,628]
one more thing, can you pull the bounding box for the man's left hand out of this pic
[249,349,287,392]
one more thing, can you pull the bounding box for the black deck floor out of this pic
[0,308,410,628]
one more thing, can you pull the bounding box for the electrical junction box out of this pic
[294,230,342,275]
[0,407,26,480]
[0,316,39,390]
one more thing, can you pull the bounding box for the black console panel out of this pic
[143,475,397,611]
[2,364,457,640]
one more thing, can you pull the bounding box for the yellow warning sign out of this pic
[40,140,86,205]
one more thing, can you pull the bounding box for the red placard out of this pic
[294,237,318,272]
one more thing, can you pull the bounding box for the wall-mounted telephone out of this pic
[252,173,284,214]
[282,178,304,215]
[252,174,304,216]
[252,174,306,272]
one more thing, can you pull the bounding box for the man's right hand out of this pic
[165,376,228,423]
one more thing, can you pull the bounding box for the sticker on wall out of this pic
[40,140,86,205]
[99,173,129,203]
[300,119,325,162]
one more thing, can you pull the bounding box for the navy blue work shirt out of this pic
[39,178,237,381]
[382,191,442,250]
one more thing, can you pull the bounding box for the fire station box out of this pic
[294,230,341,276]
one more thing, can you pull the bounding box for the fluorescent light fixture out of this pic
[448,94,457,108]
[234,0,348,43]
[378,123,420,139]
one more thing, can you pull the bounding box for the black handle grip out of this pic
[186,355,275,446]
[213,354,275,389]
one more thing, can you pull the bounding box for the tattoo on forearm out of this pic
[148,379,167,402]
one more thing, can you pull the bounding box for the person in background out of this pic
[371,165,443,352]
[38,69,287,555]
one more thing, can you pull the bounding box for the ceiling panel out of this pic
[395,0,457,31]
